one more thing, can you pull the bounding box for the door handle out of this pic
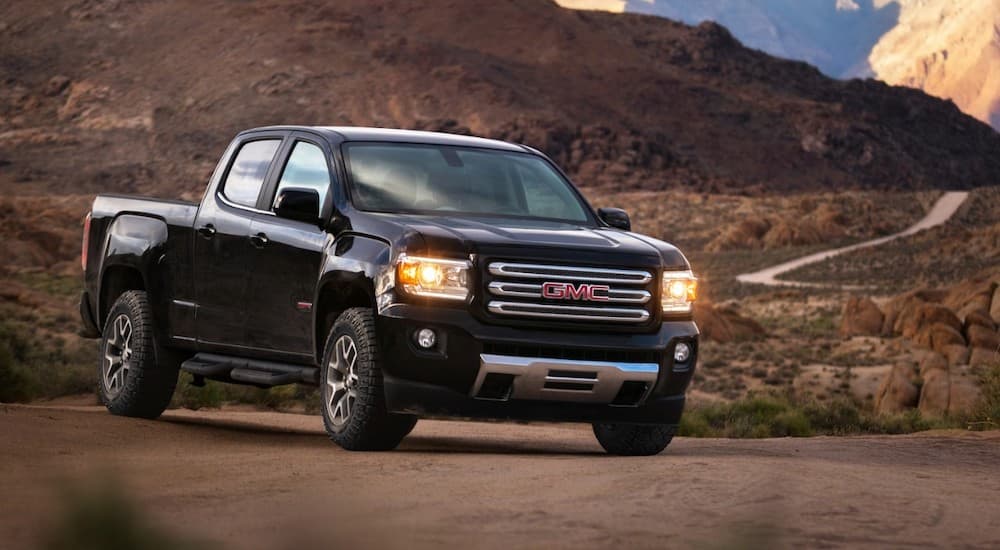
[197,224,216,239]
[249,232,269,248]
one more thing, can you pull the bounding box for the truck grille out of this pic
[485,262,655,324]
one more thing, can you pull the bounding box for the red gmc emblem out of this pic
[541,282,610,301]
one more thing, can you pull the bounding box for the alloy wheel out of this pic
[326,335,359,427]
[103,313,133,397]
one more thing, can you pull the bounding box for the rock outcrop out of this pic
[850,273,999,416]
[693,302,766,343]
[839,297,884,337]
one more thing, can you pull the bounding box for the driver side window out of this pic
[272,141,331,211]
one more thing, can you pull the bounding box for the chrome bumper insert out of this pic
[471,353,659,405]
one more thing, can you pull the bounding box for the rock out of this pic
[948,365,982,416]
[913,322,966,352]
[961,307,997,332]
[44,75,70,96]
[942,344,971,367]
[966,324,1000,351]
[919,367,950,416]
[874,363,919,414]
[693,302,766,343]
[894,302,962,339]
[880,288,948,335]
[839,297,884,337]
[944,277,997,313]
[705,218,770,251]
[992,285,1000,324]
[918,351,948,378]
[969,347,1000,368]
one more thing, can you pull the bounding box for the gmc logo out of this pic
[541,282,610,301]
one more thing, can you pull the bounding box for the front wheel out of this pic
[320,308,417,451]
[592,423,675,456]
[98,290,179,419]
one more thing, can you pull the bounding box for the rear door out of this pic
[244,133,333,358]
[192,133,286,350]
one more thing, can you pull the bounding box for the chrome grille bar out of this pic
[488,262,653,285]
[487,281,651,304]
[487,301,651,323]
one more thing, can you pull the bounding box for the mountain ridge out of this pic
[1,0,998,199]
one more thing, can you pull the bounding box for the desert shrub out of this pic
[972,363,1000,429]
[679,392,814,438]
[0,315,95,403]
[679,390,966,438]
[169,375,320,413]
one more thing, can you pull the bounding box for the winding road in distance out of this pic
[736,191,969,288]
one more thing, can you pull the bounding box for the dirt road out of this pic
[2,404,999,549]
[736,191,970,287]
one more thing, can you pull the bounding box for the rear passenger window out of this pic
[272,141,330,210]
[222,139,281,208]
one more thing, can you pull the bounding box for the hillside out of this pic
[1,0,999,202]
[569,0,1000,130]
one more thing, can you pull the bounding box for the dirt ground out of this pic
[2,404,999,550]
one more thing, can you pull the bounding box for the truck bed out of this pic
[91,193,199,226]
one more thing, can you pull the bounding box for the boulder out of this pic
[880,288,948,335]
[918,367,950,416]
[969,347,1000,368]
[961,307,997,332]
[839,297,884,337]
[966,324,1000,351]
[874,363,919,414]
[948,365,982,416]
[944,277,997,313]
[894,302,962,340]
[918,352,948,378]
[942,344,971,367]
[693,302,766,343]
[913,322,966,352]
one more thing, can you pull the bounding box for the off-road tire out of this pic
[592,423,675,456]
[320,308,417,451]
[98,290,179,419]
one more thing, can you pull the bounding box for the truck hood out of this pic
[381,214,689,269]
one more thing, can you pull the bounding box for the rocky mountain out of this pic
[870,0,1000,129]
[559,0,1000,130]
[2,0,1000,202]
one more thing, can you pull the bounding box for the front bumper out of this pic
[377,303,698,425]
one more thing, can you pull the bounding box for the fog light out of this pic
[674,342,691,363]
[415,328,437,349]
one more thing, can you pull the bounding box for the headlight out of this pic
[662,270,697,314]
[396,255,471,301]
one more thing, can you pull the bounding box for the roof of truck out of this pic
[242,125,527,153]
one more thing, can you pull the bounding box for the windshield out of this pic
[342,143,592,223]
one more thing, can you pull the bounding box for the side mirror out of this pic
[597,207,631,231]
[275,188,320,224]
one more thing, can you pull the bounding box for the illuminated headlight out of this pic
[396,255,471,301]
[661,270,697,314]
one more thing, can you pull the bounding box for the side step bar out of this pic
[181,353,320,388]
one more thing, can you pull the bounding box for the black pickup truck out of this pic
[79,126,699,455]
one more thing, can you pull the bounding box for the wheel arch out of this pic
[96,214,170,331]
[312,234,391,363]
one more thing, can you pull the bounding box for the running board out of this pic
[180,353,319,388]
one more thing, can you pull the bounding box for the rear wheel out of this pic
[320,308,417,451]
[98,290,179,419]
[592,423,675,456]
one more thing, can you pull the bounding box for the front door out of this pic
[244,136,332,358]
[192,136,284,350]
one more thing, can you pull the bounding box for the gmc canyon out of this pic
[79,126,699,455]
